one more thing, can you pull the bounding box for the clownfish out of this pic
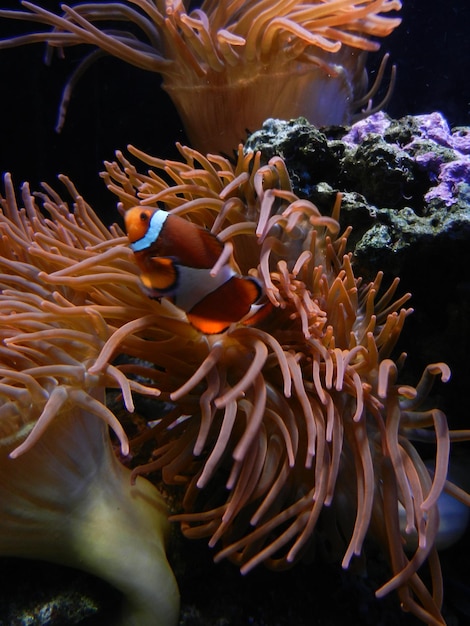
[124,206,263,334]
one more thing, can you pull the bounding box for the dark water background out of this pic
[0,0,468,217]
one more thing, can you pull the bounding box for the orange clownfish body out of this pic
[124,206,263,334]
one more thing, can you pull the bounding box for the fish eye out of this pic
[140,212,149,222]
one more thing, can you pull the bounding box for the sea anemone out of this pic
[0,0,402,154]
[1,141,467,625]
[100,142,470,625]
[0,173,180,626]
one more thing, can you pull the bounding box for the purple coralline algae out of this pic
[424,158,470,206]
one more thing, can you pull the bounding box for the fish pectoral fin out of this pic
[187,276,262,334]
[140,256,178,293]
